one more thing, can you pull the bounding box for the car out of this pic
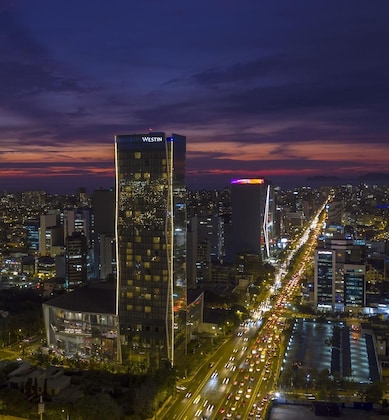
[176,385,187,391]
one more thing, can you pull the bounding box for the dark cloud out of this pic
[0,1,389,192]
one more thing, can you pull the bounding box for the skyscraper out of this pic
[115,132,186,368]
[228,178,275,262]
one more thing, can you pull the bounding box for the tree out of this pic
[364,382,385,403]
[0,387,33,418]
[71,393,120,420]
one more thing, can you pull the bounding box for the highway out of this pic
[160,200,328,420]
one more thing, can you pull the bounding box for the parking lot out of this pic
[283,319,377,383]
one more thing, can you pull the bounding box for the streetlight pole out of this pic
[38,395,45,420]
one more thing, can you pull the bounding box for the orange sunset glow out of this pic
[0,2,388,192]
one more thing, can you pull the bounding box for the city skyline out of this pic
[1,1,389,194]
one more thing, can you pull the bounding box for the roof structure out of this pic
[43,282,115,314]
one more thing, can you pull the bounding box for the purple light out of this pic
[230,178,265,185]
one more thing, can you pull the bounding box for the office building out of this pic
[115,132,186,368]
[26,219,40,252]
[228,178,275,262]
[65,231,88,289]
[314,238,366,312]
[92,189,115,280]
[39,210,61,256]
[187,214,223,286]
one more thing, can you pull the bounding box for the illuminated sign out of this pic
[142,136,163,143]
[230,178,265,185]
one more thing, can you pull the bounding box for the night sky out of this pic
[1,1,389,194]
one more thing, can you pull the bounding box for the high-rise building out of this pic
[92,189,115,280]
[314,238,366,312]
[187,214,222,286]
[39,210,61,256]
[228,178,275,262]
[115,132,186,368]
[26,219,40,252]
[65,231,88,289]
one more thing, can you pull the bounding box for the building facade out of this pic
[42,283,118,360]
[314,238,366,312]
[115,132,187,368]
[228,178,275,262]
[65,231,88,289]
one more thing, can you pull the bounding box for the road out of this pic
[160,199,328,420]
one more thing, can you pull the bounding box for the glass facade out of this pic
[315,240,366,312]
[42,304,119,361]
[315,250,334,309]
[344,265,365,307]
[229,179,275,262]
[115,133,186,368]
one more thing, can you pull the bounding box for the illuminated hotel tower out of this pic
[229,178,274,261]
[115,132,187,368]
